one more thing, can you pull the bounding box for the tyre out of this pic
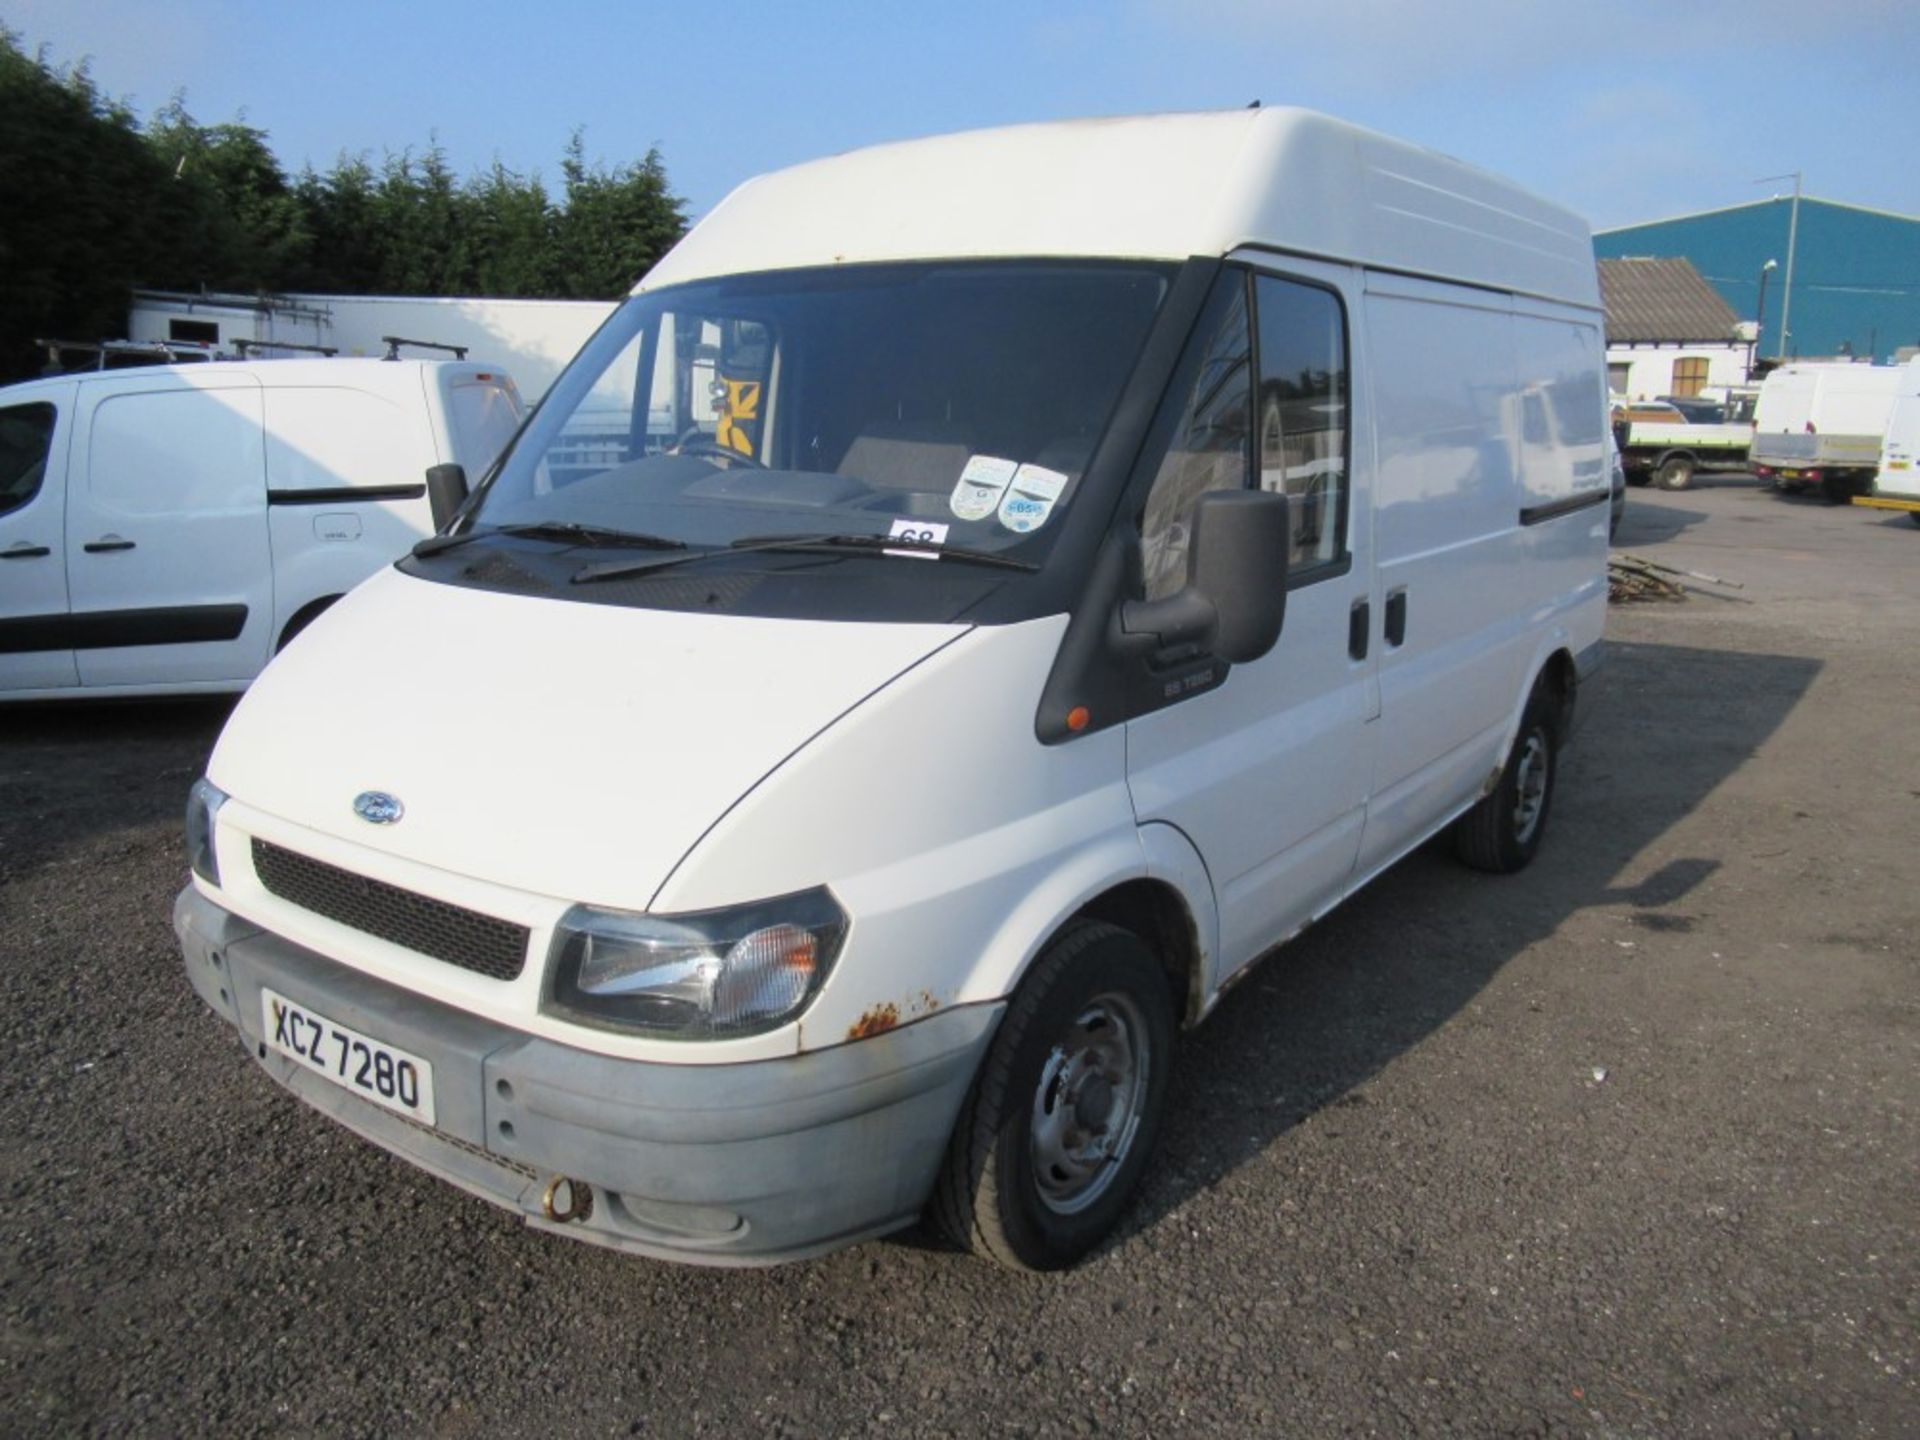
[1909,512,1920,529]
[932,920,1175,1271]
[1453,694,1557,874]
[1820,475,1854,505]
[1656,454,1695,490]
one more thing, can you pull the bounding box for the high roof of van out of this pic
[640,107,1600,310]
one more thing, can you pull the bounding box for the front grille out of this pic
[251,838,529,981]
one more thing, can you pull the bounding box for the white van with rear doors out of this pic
[0,358,523,698]
[1750,360,1904,504]
[175,109,1610,1272]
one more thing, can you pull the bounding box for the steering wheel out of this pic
[673,432,766,470]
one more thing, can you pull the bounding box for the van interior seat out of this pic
[837,420,975,492]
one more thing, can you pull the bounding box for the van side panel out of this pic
[262,382,443,647]
[1355,276,1606,874]
[1358,277,1531,870]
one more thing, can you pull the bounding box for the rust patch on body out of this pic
[846,1003,901,1041]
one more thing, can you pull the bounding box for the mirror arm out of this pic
[1113,590,1217,656]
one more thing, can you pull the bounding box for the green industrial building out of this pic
[1595,197,1920,366]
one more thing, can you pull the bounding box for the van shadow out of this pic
[1864,510,1920,532]
[1109,637,1820,1246]
[1612,496,1711,548]
[0,698,231,890]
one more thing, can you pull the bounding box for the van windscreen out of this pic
[466,261,1171,566]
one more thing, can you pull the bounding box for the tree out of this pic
[556,130,687,298]
[0,30,688,382]
[0,30,180,377]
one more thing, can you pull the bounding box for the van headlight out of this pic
[185,778,228,886]
[543,888,848,1039]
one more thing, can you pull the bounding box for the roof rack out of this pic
[36,338,223,373]
[381,335,469,361]
[232,338,340,358]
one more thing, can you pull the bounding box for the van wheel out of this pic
[1656,455,1695,490]
[1454,697,1556,873]
[1909,513,1920,529]
[1820,475,1854,505]
[931,920,1174,1271]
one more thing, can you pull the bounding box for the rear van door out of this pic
[0,386,77,691]
[65,372,271,686]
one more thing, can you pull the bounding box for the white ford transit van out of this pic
[0,358,523,698]
[175,110,1609,1271]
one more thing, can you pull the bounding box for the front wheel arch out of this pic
[276,594,342,653]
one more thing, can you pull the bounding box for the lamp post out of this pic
[1754,171,1802,359]
[1751,258,1778,380]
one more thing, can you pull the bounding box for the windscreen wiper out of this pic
[413,521,687,559]
[570,531,1039,585]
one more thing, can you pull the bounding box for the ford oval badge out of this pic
[353,791,404,825]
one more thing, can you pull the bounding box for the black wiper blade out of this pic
[729,533,1040,571]
[570,531,1037,586]
[414,521,688,561]
[495,521,687,550]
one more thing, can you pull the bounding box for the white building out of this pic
[1599,257,1750,401]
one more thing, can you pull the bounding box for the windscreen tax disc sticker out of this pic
[997,463,1069,533]
[950,455,1019,521]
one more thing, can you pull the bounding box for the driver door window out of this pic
[1253,273,1350,578]
[1137,273,1252,600]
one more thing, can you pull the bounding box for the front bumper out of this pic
[176,886,1002,1266]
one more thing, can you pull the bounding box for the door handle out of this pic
[1385,587,1408,647]
[2,543,51,559]
[83,536,136,553]
[1347,598,1370,660]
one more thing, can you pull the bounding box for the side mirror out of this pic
[1118,489,1290,664]
[425,463,469,530]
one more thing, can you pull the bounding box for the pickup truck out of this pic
[1613,400,1753,490]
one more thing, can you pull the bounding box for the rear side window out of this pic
[445,379,525,476]
[1253,273,1349,578]
[0,402,58,517]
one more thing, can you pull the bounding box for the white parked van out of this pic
[1859,360,1920,526]
[1750,361,1904,503]
[175,110,1610,1271]
[0,358,523,698]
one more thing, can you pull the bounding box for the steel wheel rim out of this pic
[1029,992,1151,1215]
[1511,730,1549,844]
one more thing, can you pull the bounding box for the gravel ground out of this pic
[1,477,1914,1437]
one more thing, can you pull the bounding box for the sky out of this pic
[8,0,1919,232]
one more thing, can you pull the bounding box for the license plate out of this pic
[261,988,437,1125]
